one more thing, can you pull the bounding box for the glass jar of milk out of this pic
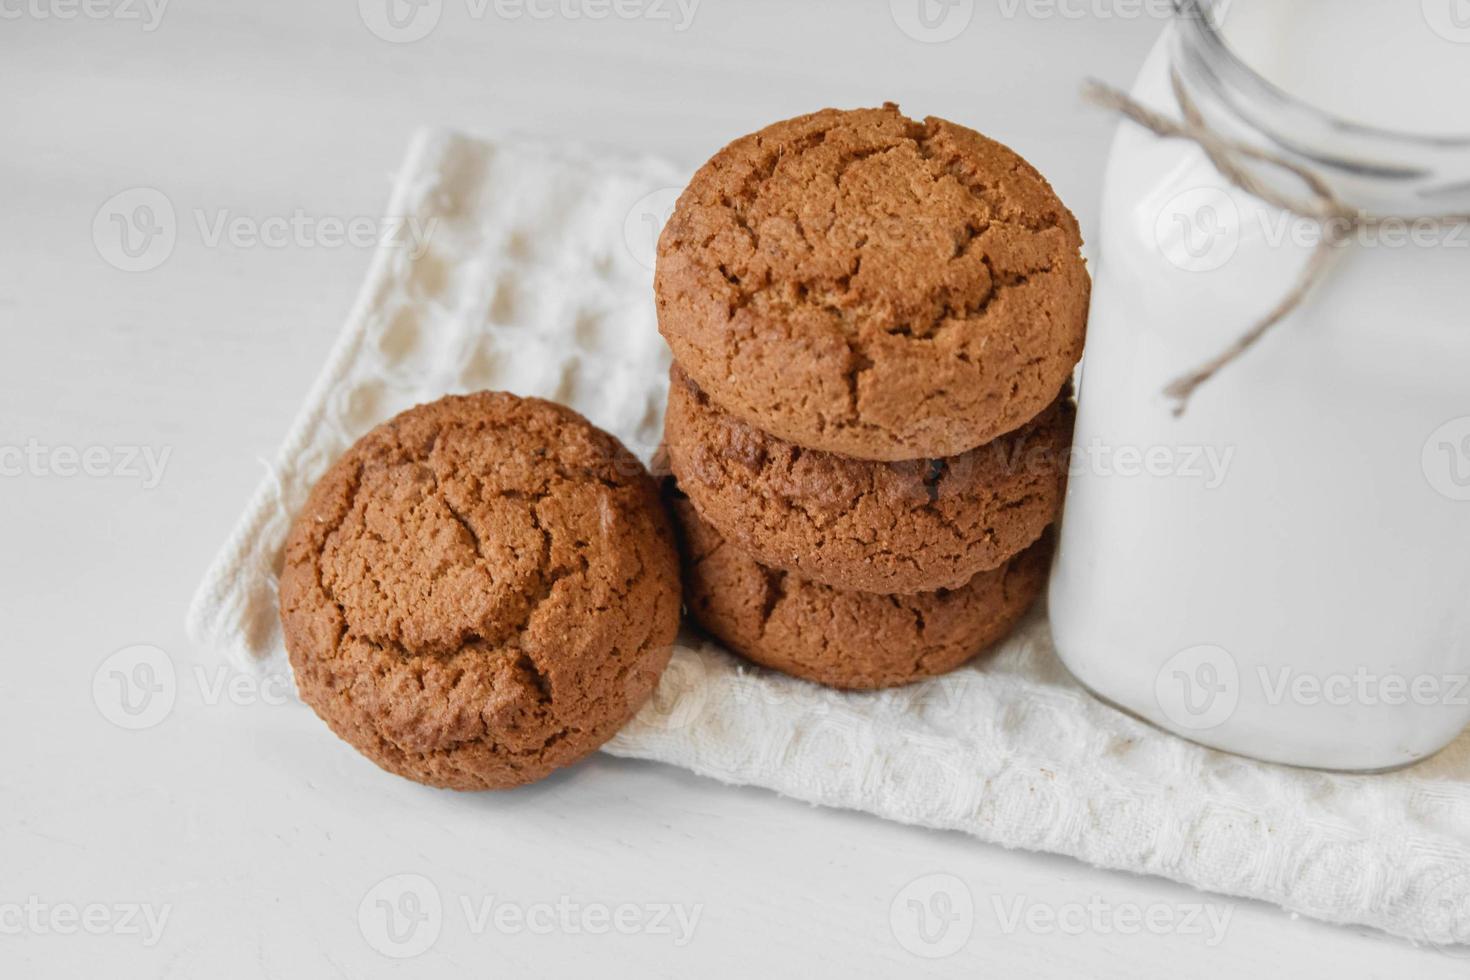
[1049,0,1470,770]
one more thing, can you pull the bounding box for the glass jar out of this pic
[1048,0,1470,770]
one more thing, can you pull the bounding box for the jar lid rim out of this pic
[1174,0,1470,149]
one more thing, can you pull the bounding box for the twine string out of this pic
[1084,73,1470,415]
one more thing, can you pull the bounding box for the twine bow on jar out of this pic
[1084,72,1470,416]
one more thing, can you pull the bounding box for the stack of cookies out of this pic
[656,104,1089,691]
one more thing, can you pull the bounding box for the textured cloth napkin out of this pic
[187,129,1470,949]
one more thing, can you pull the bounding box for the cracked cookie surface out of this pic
[655,102,1089,461]
[672,495,1050,690]
[279,392,681,790]
[664,365,1072,595]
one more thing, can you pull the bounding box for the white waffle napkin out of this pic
[187,129,1470,949]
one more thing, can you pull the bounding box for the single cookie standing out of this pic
[279,393,681,790]
[672,495,1050,690]
[664,365,1073,594]
[656,103,1089,462]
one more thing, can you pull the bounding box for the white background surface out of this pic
[1,1,1460,976]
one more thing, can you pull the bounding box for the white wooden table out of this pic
[1,2,1456,975]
